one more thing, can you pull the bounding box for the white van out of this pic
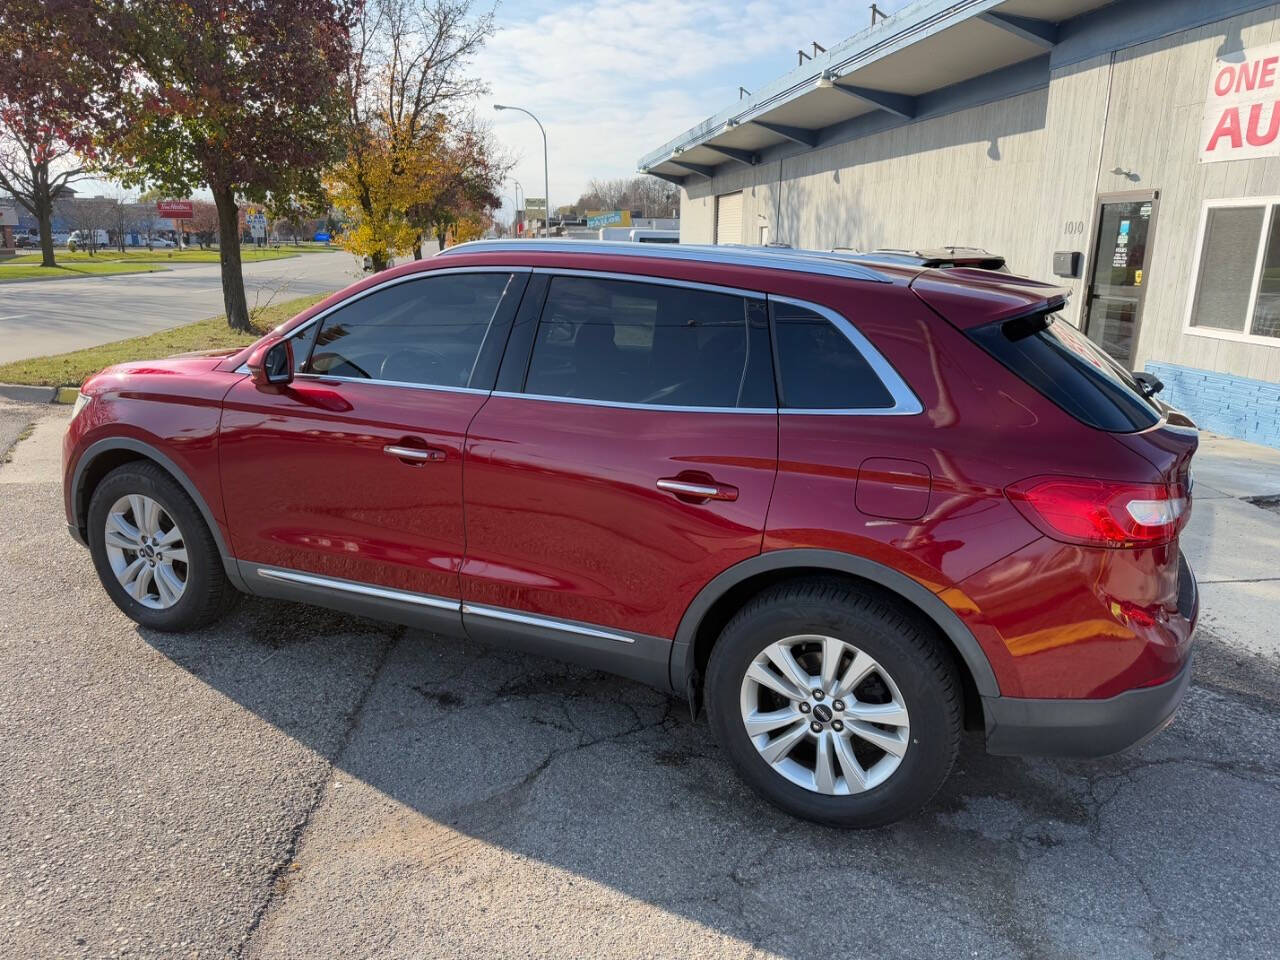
[68,229,110,251]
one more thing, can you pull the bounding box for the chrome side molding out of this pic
[255,566,460,611]
[253,566,638,645]
[461,603,637,645]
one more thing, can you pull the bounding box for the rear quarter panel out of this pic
[756,274,1170,698]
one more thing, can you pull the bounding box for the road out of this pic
[0,412,1278,959]
[0,251,362,365]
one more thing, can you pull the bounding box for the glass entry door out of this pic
[1083,191,1158,369]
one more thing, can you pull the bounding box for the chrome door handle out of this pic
[383,444,445,463]
[656,478,739,502]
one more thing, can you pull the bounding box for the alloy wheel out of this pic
[103,494,188,610]
[739,634,910,795]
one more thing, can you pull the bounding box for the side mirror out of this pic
[247,336,294,387]
[1132,370,1164,398]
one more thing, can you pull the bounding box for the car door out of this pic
[459,271,779,686]
[219,267,527,611]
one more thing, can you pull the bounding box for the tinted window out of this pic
[771,302,894,409]
[305,273,512,388]
[969,312,1160,432]
[523,276,774,408]
[288,319,319,372]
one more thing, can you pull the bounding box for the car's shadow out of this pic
[144,597,1280,959]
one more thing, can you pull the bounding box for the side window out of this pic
[771,301,895,410]
[523,276,774,409]
[304,272,512,388]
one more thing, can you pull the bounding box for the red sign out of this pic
[1201,42,1280,163]
[156,200,194,218]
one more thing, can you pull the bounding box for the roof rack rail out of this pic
[438,239,890,284]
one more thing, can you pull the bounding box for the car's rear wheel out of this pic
[705,578,962,827]
[87,462,237,631]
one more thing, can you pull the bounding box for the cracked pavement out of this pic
[2,411,1279,959]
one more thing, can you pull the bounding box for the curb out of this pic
[0,383,57,404]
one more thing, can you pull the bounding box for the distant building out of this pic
[0,200,17,256]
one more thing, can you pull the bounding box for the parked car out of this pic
[63,240,1198,827]
[14,233,39,249]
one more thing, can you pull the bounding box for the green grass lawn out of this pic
[0,293,327,387]
[3,245,331,268]
[0,261,169,282]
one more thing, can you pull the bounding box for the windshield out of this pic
[968,312,1161,433]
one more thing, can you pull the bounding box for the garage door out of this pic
[715,192,743,245]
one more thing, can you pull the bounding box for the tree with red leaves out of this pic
[92,0,360,330]
[0,1,102,269]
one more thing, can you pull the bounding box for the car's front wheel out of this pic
[706,578,962,827]
[87,462,237,631]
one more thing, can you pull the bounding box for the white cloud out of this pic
[480,0,913,213]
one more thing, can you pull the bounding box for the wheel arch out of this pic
[670,548,999,708]
[72,437,245,590]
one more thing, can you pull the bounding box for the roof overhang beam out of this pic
[827,82,917,119]
[667,159,717,179]
[644,170,686,186]
[702,144,759,166]
[747,120,819,147]
[977,12,1058,49]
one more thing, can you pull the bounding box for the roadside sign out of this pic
[247,210,267,240]
[314,231,331,243]
[156,200,194,218]
[525,197,547,218]
[586,210,632,229]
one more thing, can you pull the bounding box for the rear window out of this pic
[968,312,1160,432]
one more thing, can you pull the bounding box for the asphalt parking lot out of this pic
[0,251,360,365]
[2,406,1279,959]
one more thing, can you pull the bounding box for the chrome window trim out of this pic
[439,239,891,285]
[256,566,461,611]
[533,267,765,300]
[253,566,640,645]
[770,295,924,417]
[461,603,637,645]
[491,391,774,415]
[291,372,492,396]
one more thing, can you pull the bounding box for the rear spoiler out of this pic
[909,268,1069,331]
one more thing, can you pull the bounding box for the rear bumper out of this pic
[982,653,1193,757]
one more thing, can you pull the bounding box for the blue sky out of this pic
[483,0,915,217]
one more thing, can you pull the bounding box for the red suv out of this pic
[63,241,1198,826]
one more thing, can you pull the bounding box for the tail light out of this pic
[1006,476,1190,548]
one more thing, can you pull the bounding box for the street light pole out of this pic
[495,104,549,238]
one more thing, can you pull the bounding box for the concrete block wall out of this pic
[1145,361,1280,448]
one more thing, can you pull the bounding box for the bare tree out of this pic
[57,195,119,254]
[134,204,161,249]
[567,176,680,219]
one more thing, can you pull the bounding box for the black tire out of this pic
[87,461,237,631]
[705,578,962,827]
